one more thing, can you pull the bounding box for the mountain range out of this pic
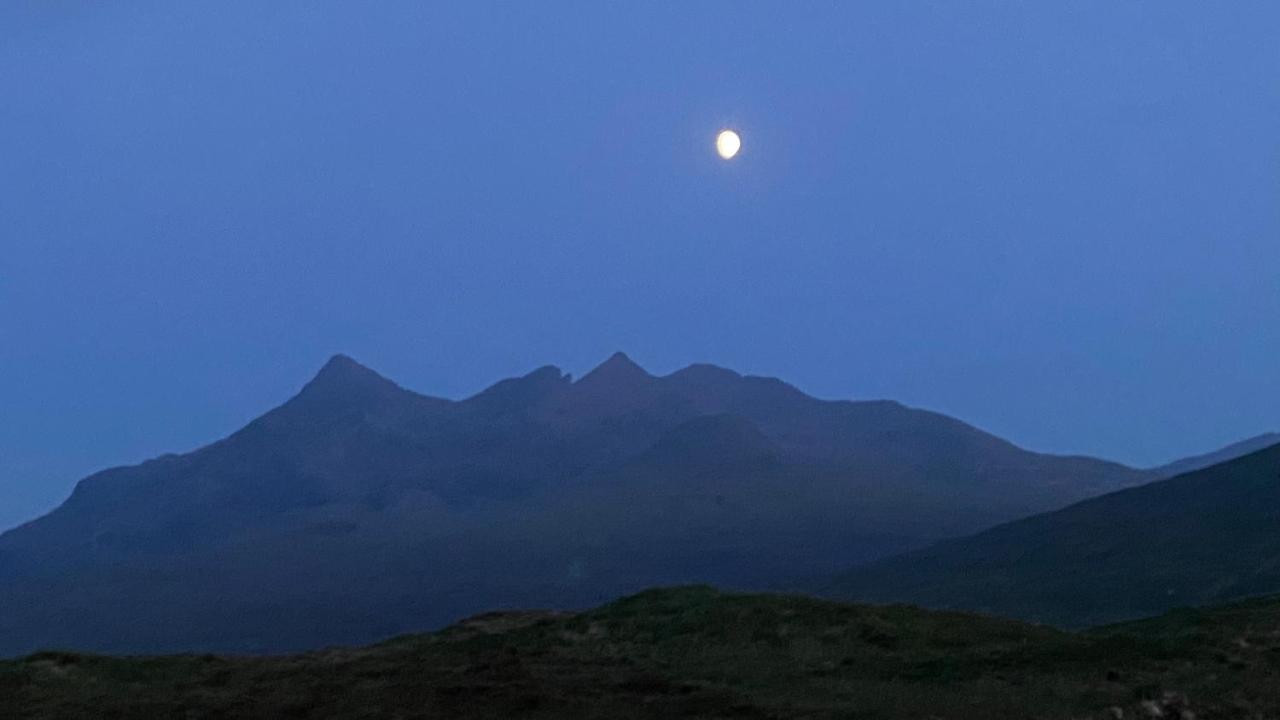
[0,352,1174,656]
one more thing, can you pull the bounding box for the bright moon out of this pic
[716,129,741,159]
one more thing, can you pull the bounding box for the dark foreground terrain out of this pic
[5,587,1280,719]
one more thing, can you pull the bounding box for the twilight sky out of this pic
[2,2,1278,531]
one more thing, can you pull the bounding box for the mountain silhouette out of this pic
[825,438,1280,627]
[0,353,1163,654]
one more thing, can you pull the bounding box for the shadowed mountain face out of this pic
[0,353,1155,655]
[826,441,1280,627]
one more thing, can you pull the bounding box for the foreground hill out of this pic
[0,353,1155,655]
[5,586,1280,719]
[828,441,1280,627]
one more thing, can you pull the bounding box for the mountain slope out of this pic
[0,353,1154,655]
[7,586,1280,719]
[1149,431,1280,477]
[826,440,1280,627]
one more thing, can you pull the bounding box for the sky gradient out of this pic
[2,1,1278,531]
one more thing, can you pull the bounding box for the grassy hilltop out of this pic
[5,586,1280,719]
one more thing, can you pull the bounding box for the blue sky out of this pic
[2,1,1278,530]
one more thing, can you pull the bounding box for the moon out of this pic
[716,129,741,160]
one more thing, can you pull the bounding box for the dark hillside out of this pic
[828,440,1280,627]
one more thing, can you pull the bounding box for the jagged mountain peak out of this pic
[312,353,380,383]
[575,351,653,388]
[466,364,571,409]
[287,354,413,412]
